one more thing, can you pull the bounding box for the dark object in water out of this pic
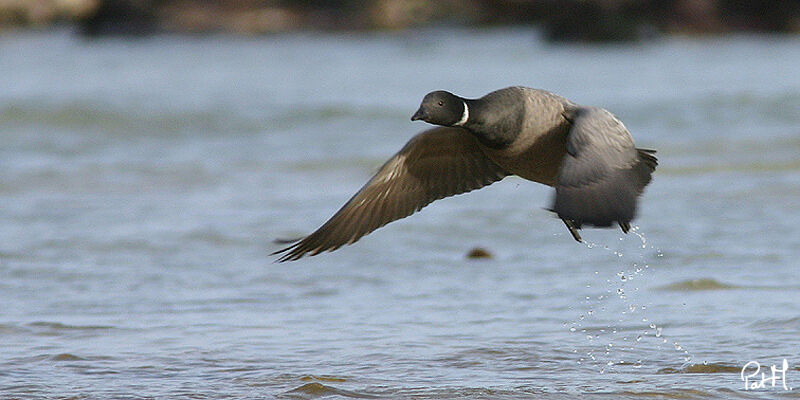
[466,247,493,259]
[274,86,657,262]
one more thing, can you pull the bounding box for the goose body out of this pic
[274,87,657,262]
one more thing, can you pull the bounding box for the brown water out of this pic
[1,28,800,399]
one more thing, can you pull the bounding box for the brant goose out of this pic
[274,87,657,262]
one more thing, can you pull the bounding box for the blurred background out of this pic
[2,0,800,39]
[2,1,800,399]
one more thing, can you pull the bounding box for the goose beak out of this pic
[411,107,426,121]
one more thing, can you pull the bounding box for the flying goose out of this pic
[273,86,657,262]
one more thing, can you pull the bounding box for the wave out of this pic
[0,99,401,137]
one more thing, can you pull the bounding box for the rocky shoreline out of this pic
[1,0,799,41]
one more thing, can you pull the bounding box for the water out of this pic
[1,28,800,399]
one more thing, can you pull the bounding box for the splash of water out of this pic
[568,226,691,373]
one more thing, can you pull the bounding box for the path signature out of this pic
[741,359,791,391]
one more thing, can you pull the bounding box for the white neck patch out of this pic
[454,101,469,126]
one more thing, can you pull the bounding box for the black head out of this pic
[411,90,466,126]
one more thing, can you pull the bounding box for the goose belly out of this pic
[482,124,568,186]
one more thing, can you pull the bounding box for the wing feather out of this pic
[274,127,508,262]
[553,107,657,228]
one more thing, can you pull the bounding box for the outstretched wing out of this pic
[274,127,508,262]
[553,106,657,228]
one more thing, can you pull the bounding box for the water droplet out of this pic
[636,335,642,342]
[656,327,663,337]
[649,323,656,329]
[569,327,576,332]
[628,304,637,312]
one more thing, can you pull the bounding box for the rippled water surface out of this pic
[2,29,800,399]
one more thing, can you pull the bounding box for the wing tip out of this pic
[271,236,349,262]
[269,235,305,262]
[271,238,308,262]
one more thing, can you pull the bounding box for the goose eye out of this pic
[437,101,444,106]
